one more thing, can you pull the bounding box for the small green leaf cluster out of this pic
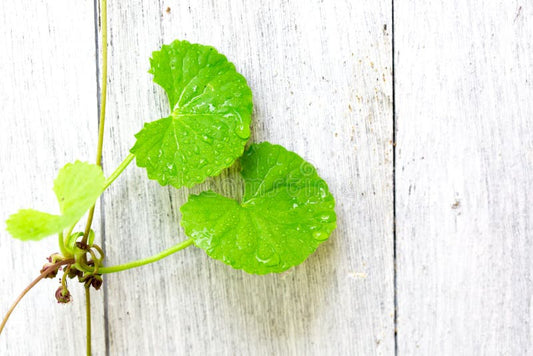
[7,161,105,241]
[6,40,336,275]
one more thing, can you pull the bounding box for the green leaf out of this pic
[131,40,253,189]
[5,210,64,242]
[6,161,105,241]
[180,142,336,274]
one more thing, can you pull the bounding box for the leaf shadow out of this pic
[203,232,339,345]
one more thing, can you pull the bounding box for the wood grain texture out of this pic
[100,0,393,355]
[0,0,106,355]
[3,0,532,355]
[395,1,533,355]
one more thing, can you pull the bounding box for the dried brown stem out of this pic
[0,259,74,335]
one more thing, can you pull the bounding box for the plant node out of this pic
[69,238,105,292]
[41,253,71,279]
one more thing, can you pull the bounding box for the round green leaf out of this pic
[131,40,253,188]
[180,142,337,274]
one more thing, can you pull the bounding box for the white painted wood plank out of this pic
[101,0,393,354]
[0,1,106,355]
[396,1,533,354]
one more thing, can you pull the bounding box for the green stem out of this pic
[82,0,108,245]
[95,0,108,169]
[85,285,91,356]
[82,209,96,244]
[65,223,76,242]
[58,232,68,256]
[103,153,135,191]
[98,238,194,274]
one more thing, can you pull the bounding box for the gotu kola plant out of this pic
[0,1,336,354]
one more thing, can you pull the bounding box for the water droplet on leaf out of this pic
[234,124,249,139]
[312,231,329,241]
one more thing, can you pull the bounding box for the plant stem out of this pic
[80,2,107,353]
[83,207,97,244]
[98,238,194,274]
[65,223,76,241]
[95,0,108,170]
[82,0,108,245]
[85,285,92,356]
[58,232,68,256]
[103,153,135,191]
[0,259,74,335]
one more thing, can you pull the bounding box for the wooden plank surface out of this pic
[395,1,533,355]
[0,1,106,355]
[2,0,532,355]
[101,0,393,355]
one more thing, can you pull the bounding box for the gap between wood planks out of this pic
[391,0,398,355]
